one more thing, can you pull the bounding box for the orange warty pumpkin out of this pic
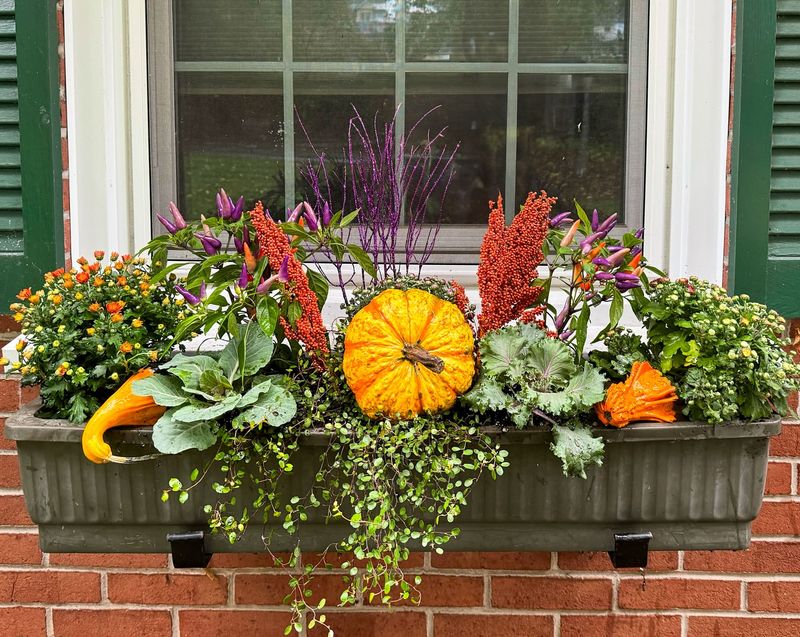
[343,288,476,419]
[595,361,678,428]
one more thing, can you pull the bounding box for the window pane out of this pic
[516,74,627,220]
[173,0,283,62]
[518,0,628,63]
[294,73,395,205]
[175,72,285,218]
[293,0,397,62]
[405,0,508,62]
[406,73,507,225]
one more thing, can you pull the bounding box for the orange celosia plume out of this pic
[477,191,555,335]
[249,203,329,359]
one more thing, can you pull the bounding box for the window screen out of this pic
[149,0,647,261]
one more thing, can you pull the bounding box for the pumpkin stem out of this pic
[402,342,445,374]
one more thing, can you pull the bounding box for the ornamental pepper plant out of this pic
[6,253,187,422]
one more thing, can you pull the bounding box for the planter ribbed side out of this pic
[6,401,780,554]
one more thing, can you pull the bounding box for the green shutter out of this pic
[0,0,63,309]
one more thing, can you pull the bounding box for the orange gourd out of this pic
[343,288,476,419]
[595,361,678,428]
[81,368,166,464]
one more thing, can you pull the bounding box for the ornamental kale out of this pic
[589,328,650,381]
[132,322,296,455]
[639,277,800,423]
[462,322,606,477]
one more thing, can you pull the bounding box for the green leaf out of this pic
[533,363,606,416]
[480,322,547,379]
[172,394,242,423]
[152,410,217,454]
[161,354,220,389]
[528,338,577,385]
[306,268,330,310]
[287,301,302,325]
[346,243,378,279]
[218,338,239,379]
[237,379,275,408]
[239,322,275,376]
[198,369,234,399]
[340,209,360,227]
[256,295,280,338]
[148,262,187,285]
[574,302,591,358]
[232,384,297,428]
[574,201,591,233]
[131,374,188,407]
[462,377,511,414]
[550,424,605,479]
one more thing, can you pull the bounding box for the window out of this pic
[148,0,647,262]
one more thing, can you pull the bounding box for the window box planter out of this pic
[7,400,780,559]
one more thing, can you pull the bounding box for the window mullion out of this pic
[282,0,295,209]
[504,0,520,223]
[396,0,406,225]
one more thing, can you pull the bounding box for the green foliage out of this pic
[134,322,296,454]
[550,424,605,479]
[463,323,605,477]
[9,253,187,422]
[638,277,800,423]
[589,328,650,381]
[464,323,606,427]
[178,355,507,634]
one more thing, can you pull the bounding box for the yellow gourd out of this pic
[595,361,678,428]
[343,288,476,419]
[81,368,166,464]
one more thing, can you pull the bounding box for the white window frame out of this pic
[63,0,732,286]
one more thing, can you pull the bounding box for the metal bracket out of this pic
[166,530,212,568]
[608,532,652,568]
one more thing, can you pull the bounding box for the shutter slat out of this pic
[0,1,20,256]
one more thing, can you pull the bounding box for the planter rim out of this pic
[5,399,782,446]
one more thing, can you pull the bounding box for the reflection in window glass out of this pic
[406,74,507,224]
[516,74,627,218]
[174,0,283,62]
[175,73,285,217]
[293,73,396,208]
[518,0,628,63]
[293,0,397,62]
[405,0,508,62]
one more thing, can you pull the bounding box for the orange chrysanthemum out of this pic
[249,202,329,360]
[477,191,554,336]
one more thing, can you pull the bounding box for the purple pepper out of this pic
[591,209,600,231]
[256,274,278,295]
[616,280,641,290]
[550,211,573,227]
[302,202,319,232]
[168,202,187,230]
[607,245,627,253]
[230,196,244,222]
[278,254,290,283]
[615,272,640,282]
[242,223,250,246]
[233,237,244,254]
[606,248,630,267]
[630,245,642,257]
[597,213,618,233]
[216,191,230,219]
[175,285,202,306]
[554,299,570,332]
[287,202,303,223]
[635,227,645,239]
[594,271,615,281]
[592,257,612,268]
[196,233,222,256]
[321,202,332,227]
[559,329,574,341]
[580,231,607,253]
[237,263,249,289]
[157,214,178,235]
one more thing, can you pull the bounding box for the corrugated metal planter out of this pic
[6,400,780,558]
